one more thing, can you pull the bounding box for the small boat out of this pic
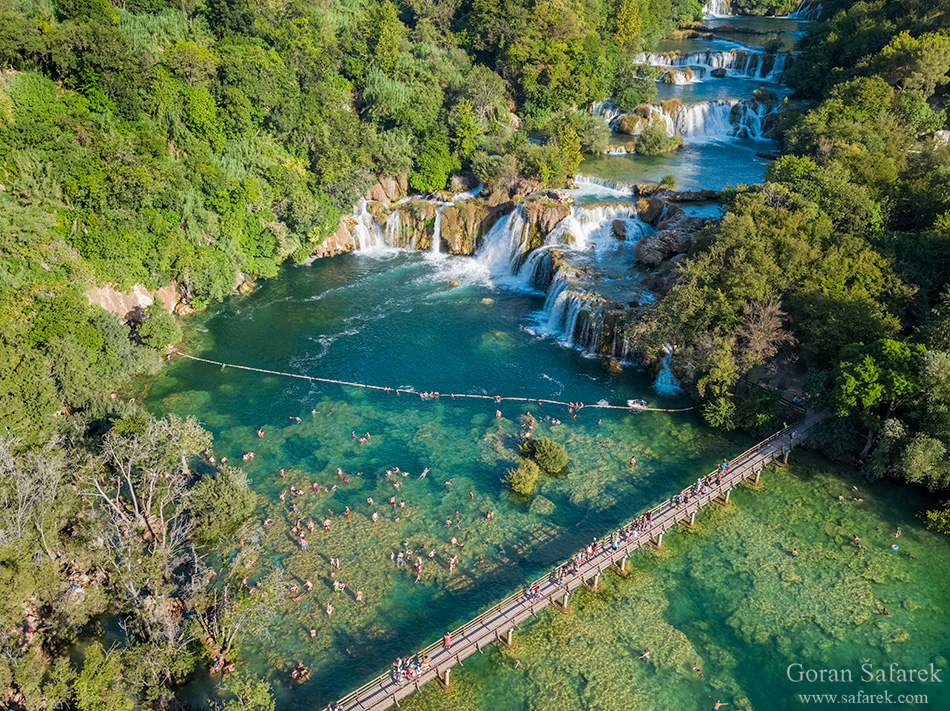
[627,399,648,409]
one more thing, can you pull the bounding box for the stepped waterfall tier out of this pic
[593,98,780,144]
[347,189,709,378]
[634,49,790,83]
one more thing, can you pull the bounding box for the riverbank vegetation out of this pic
[628,0,950,500]
[2,0,950,708]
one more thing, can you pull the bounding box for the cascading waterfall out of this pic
[352,199,386,253]
[432,205,445,256]
[592,100,623,126]
[475,204,530,277]
[473,201,656,357]
[654,346,683,394]
[385,211,401,246]
[571,174,637,195]
[788,0,821,19]
[702,0,731,17]
[545,204,640,252]
[634,50,789,83]
[605,100,777,141]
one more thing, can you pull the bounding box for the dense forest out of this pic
[2,0,950,707]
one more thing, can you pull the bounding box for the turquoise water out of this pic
[143,252,733,707]
[397,452,950,711]
[580,141,777,191]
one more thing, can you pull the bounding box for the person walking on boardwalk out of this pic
[443,631,451,650]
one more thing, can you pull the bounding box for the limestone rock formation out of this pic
[87,282,178,319]
[634,212,708,266]
[313,220,356,258]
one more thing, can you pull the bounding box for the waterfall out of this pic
[592,100,623,125]
[633,49,790,83]
[612,100,777,142]
[546,204,640,252]
[475,204,530,277]
[653,346,682,394]
[702,0,731,17]
[571,174,637,195]
[352,199,387,253]
[432,205,445,256]
[385,211,401,246]
[788,0,821,19]
[452,183,484,202]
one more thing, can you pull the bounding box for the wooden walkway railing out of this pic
[333,411,827,711]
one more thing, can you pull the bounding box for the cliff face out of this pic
[87,282,178,320]
[313,221,357,258]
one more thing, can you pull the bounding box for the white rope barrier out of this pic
[173,352,695,413]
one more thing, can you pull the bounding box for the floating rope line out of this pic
[173,352,695,413]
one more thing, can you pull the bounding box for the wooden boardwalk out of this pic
[334,411,826,711]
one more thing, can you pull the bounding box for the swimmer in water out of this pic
[419,468,429,479]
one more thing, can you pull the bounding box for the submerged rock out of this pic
[529,496,556,515]
[603,357,624,374]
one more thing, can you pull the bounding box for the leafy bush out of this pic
[188,467,258,546]
[613,80,658,113]
[635,124,683,155]
[519,437,568,474]
[136,302,182,349]
[661,173,677,188]
[504,457,540,496]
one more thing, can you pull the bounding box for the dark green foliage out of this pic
[504,457,541,496]
[189,467,259,546]
[136,302,182,349]
[519,437,569,474]
[635,124,683,155]
[926,499,950,534]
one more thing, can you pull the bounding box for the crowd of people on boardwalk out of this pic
[392,654,431,684]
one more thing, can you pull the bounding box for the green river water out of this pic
[141,11,950,709]
[143,253,950,711]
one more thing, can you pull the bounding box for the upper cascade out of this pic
[702,0,732,17]
[788,0,821,19]
[594,99,780,144]
[634,49,789,83]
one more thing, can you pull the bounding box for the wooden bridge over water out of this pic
[334,410,827,711]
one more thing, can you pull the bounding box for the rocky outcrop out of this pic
[87,282,177,320]
[612,220,626,240]
[643,253,688,295]
[665,189,721,202]
[523,197,573,251]
[439,201,506,255]
[394,200,438,250]
[634,211,709,267]
[636,197,666,225]
[313,220,356,258]
[364,175,408,203]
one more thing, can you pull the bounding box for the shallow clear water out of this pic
[580,140,777,191]
[703,15,809,49]
[397,452,950,711]
[653,75,790,103]
[144,253,733,707]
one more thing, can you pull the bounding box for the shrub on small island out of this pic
[520,437,569,474]
[505,458,541,496]
[661,174,677,189]
[635,125,683,155]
